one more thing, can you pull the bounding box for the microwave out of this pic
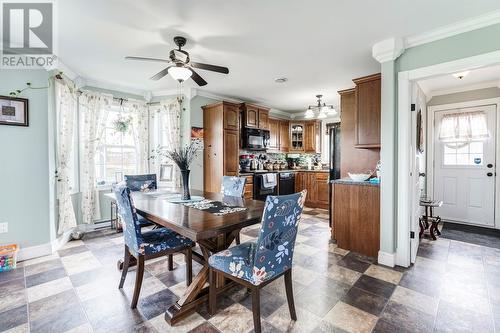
[243,128,270,150]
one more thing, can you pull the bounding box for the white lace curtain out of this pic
[55,79,78,234]
[124,100,149,174]
[150,99,182,187]
[439,111,489,142]
[80,91,112,224]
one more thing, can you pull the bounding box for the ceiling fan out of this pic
[125,36,229,86]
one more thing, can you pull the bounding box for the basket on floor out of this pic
[0,244,19,272]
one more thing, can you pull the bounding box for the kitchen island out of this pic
[331,178,380,257]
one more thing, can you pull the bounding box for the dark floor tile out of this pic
[303,211,319,216]
[337,254,371,273]
[24,258,63,276]
[249,320,285,333]
[441,222,500,249]
[137,288,178,320]
[240,290,286,318]
[398,271,441,298]
[30,303,87,333]
[241,228,260,238]
[0,304,28,332]
[341,287,389,316]
[197,293,235,320]
[417,242,449,261]
[353,275,396,299]
[0,267,24,283]
[70,266,121,287]
[25,267,67,288]
[435,300,494,333]
[373,318,409,333]
[188,322,221,333]
[57,244,89,257]
[380,301,433,333]
[0,277,25,299]
[29,289,80,321]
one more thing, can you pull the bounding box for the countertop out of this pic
[239,169,329,176]
[331,178,380,187]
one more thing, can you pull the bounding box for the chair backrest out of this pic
[252,190,307,285]
[124,174,157,192]
[221,176,246,197]
[112,184,142,255]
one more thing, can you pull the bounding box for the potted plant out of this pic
[162,142,197,200]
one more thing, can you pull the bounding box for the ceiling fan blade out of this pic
[125,56,171,63]
[190,62,229,74]
[150,66,172,81]
[189,67,207,86]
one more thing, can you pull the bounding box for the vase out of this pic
[180,169,191,200]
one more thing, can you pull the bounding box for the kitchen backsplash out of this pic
[239,150,324,168]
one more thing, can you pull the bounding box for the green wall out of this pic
[0,70,52,248]
[428,87,500,106]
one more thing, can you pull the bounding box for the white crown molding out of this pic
[269,108,293,119]
[56,61,79,81]
[372,38,405,63]
[84,78,147,98]
[405,9,500,49]
[193,89,243,104]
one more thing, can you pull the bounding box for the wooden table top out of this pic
[105,189,265,241]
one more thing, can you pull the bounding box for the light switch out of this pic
[0,223,8,233]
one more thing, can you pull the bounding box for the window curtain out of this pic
[125,100,149,174]
[150,98,182,187]
[55,79,78,234]
[439,111,489,143]
[80,91,112,224]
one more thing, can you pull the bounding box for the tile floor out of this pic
[1,208,499,333]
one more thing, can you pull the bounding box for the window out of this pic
[95,108,138,184]
[443,141,484,166]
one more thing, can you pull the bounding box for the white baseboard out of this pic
[18,230,73,262]
[377,251,396,267]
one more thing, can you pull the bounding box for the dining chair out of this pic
[208,190,307,333]
[113,184,195,308]
[221,176,246,245]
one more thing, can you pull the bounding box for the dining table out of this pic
[105,188,265,325]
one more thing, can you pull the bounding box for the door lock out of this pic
[487,163,494,168]
[487,172,493,177]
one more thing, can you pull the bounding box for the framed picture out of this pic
[191,126,203,139]
[159,164,173,182]
[0,95,29,127]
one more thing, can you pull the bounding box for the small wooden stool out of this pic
[419,199,443,240]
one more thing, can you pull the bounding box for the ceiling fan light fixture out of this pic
[168,66,192,82]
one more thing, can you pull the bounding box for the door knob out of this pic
[419,173,426,177]
[487,172,493,177]
[487,163,494,168]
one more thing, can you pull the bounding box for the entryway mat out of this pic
[441,222,500,249]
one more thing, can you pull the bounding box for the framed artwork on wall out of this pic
[0,96,29,127]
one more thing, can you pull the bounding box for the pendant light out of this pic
[304,94,337,119]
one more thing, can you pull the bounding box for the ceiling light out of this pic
[304,94,336,119]
[452,71,470,80]
[328,108,338,116]
[168,66,192,82]
[317,112,327,119]
[305,108,314,119]
[274,77,288,83]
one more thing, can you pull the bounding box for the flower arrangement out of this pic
[113,115,132,133]
[162,141,197,171]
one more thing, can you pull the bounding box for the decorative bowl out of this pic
[348,173,371,181]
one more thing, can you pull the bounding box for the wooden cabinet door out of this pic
[244,105,259,128]
[304,121,318,153]
[290,123,305,152]
[224,130,239,176]
[315,173,330,209]
[258,108,269,130]
[268,118,280,150]
[354,74,381,147]
[279,120,290,152]
[224,104,239,130]
[306,173,317,206]
[295,172,305,192]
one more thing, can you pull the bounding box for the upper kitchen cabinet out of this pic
[304,120,320,153]
[290,122,305,152]
[268,118,280,150]
[241,103,269,130]
[223,102,239,130]
[353,73,381,148]
[279,120,290,152]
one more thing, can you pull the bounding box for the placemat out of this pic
[182,199,247,216]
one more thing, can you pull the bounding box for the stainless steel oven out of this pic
[243,128,270,150]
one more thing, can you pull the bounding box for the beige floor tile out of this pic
[60,240,85,249]
[149,312,204,333]
[333,247,350,256]
[209,303,254,333]
[75,276,116,302]
[439,283,491,315]
[0,289,26,313]
[323,301,378,333]
[414,256,446,274]
[21,253,59,267]
[61,251,102,275]
[364,265,402,284]
[267,303,321,333]
[292,266,319,286]
[61,322,93,333]
[168,281,188,298]
[294,243,321,256]
[390,286,439,316]
[27,277,73,303]
[325,265,361,285]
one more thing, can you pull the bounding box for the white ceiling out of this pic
[58,0,500,112]
[418,64,500,96]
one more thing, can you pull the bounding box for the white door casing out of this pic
[433,105,496,227]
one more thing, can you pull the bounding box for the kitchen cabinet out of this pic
[279,120,290,152]
[332,182,380,257]
[290,122,305,152]
[258,108,269,130]
[241,103,269,130]
[353,73,381,148]
[304,120,320,153]
[268,118,280,150]
[295,171,329,209]
[243,175,253,199]
[202,101,241,193]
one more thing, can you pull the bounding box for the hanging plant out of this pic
[113,115,132,133]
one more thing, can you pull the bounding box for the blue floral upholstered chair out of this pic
[221,176,247,245]
[123,174,158,228]
[208,190,307,333]
[113,184,195,308]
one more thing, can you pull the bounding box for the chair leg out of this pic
[251,287,262,333]
[185,248,192,286]
[235,233,241,245]
[131,255,145,309]
[208,268,217,315]
[119,246,131,289]
[168,254,174,271]
[284,269,297,321]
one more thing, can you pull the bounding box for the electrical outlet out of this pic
[0,222,8,233]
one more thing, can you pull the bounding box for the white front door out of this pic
[434,105,496,227]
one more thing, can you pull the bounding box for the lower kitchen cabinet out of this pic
[295,171,329,209]
[243,175,253,199]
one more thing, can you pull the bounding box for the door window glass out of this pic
[443,141,484,166]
